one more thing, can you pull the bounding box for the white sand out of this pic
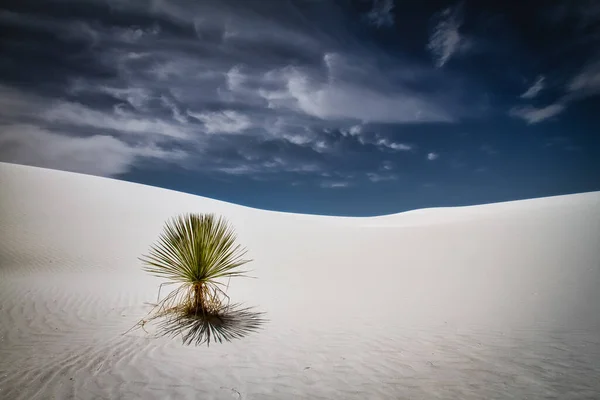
[1,161,599,399]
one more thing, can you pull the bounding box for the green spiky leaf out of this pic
[140,213,251,286]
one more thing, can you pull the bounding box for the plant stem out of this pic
[193,283,206,315]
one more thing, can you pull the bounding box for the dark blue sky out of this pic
[1,0,599,216]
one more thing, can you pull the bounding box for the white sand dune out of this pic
[1,161,599,399]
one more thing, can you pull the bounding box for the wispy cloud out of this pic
[0,84,188,177]
[520,76,546,99]
[568,59,600,97]
[113,25,161,44]
[511,62,597,124]
[160,96,188,124]
[187,110,252,134]
[377,138,413,151]
[427,3,468,68]
[213,156,324,178]
[340,124,363,137]
[225,66,246,92]
[0,124,184,177]
[365,0,395,28]
[320,181,350,189]
[509,103,565,124]
[380,160,394,170]
[44,101,191,140]
[260,57,455,123]
[366,172,398,182]
[510,11,600,125]
[69,84,154,112]
[427,152,439,161]
[0,84,192,141]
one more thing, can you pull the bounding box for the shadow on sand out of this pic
[151,304,267,346]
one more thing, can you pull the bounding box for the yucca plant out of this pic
[126,213,265,345]
[140,213,251,319]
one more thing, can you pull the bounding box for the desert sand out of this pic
[1,161,599,399]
